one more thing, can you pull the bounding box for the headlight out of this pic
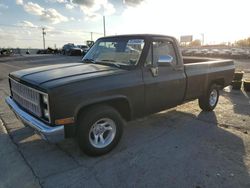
[44,109,50,119]
[42,95,48,104]
[41,94,50,122]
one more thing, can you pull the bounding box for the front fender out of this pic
[74,95,132,121]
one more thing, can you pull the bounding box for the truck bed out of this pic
[183,57,235,100]
[183,56,219,64]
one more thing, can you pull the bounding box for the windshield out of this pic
[82,38,145,68]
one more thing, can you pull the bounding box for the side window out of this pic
[152,40,177,65]
[145,46,152,67]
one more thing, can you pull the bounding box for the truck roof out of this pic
[98,34,177,40]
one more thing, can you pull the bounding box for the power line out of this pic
[0,37,94,43]
[0,23,103,34]
[0,23,40,29]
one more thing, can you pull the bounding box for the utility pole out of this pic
[200,33,204,46]
[103,16,106,37]
[90,32,93,41]
[42,27,46,49]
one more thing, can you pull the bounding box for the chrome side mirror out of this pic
[157,55,173,66]
[150,66,158,77]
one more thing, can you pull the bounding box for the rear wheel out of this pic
[199,84,219,111]
[77,105,123,156]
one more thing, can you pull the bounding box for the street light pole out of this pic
[103,16,106,37]
[42,27,46,49]
[200,33,204,46]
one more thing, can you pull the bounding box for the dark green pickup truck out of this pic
[6,34,235,156]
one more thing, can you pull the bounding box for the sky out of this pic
[0,0,250,48]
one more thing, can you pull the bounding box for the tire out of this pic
[77,105,124,156]
[198,84,219,111]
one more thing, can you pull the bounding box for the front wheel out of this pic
[198,84,219,111]
[77,105,123,156]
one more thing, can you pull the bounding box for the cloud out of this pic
[16,0,24,5]
[43,25,55,30]
[24,2,44,15]
[23,2,68,24]
[65,3,74,9]
[41,8,68,24]
[55,0,66,3]
[18,20,38,28]
[72,0,95,7]
[0,3,8,9]
[73,0,115,20]
[123,0,144,6]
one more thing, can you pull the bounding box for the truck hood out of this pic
[10,62,123,88]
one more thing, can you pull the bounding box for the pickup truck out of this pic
[6,34,235,156]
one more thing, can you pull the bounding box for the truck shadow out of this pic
[222,89,250,116]
[8,109,250,187]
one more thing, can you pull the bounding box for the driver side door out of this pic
[143,38,186,114]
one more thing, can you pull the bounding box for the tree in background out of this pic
[189,40,201,47]
[235,37,250,47]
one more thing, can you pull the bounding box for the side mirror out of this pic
[157,55,173,66]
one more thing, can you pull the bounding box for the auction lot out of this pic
[0,55,250,188]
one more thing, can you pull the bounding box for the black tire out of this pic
[77,105,124,156]
[198,84,219,111]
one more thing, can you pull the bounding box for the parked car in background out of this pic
[0,48,13,56]
[37,47,60,54]
[193,49,203,56]
[37,49,47,54]
[62,43,83,56]
[231,48,246,58]
[78,45,89,56]
[219,49,231,57]
[182,47,250,59]
[200,49,209,56]
[62,43,73,55]
[184,49,197,56]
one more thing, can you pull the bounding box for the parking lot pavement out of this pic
[0,105,40,188]
[0,55,250,188]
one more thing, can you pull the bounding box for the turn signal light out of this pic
[55,117,74,125]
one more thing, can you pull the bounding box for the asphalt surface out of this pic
[0,55,250,188]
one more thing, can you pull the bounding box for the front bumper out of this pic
[5,97,65,143]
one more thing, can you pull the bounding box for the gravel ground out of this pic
[0,55,250,188]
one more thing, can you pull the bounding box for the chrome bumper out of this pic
[5,97,65,143]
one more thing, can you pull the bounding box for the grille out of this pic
[10,79,42,117]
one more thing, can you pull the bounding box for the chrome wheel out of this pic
[89,118,116,148]
[209,89,218,107]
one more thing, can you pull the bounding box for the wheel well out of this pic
[76,98,132,122]
[212,78,225,89]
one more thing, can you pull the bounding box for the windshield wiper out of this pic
[100,62,121,68]
[82,58,95,63]
[99,59,117,62]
